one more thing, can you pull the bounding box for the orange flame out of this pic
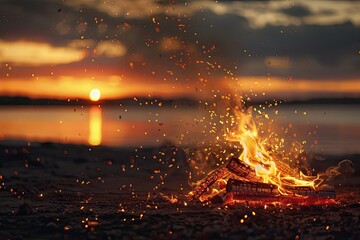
[188,97,352,202]
[226,108,323,195]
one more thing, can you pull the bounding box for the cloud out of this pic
[302,1,360,26]
[64,0,166,18]
[280,5,312,17]
[65,0,358,30]
[205,1,360,29]
[190,10,360,78]
[0,0,359,85]
[0,0,116,44]
[63,0,302,28]
[94,40,127,58]
[227,76,360,100]
[0,40,86,66]
[67,39,96,49]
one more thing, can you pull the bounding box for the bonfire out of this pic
[188,106,343,205]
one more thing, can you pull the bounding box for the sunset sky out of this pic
[0,0,359,101]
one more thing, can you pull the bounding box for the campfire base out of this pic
[190,157,337,205]
[225,178,337,205]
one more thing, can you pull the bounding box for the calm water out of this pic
[267,104,360,155]
[0,104,359,154]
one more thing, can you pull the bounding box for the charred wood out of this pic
[190,166,229,200]
[226,178,336,204]
[226,157,262,182]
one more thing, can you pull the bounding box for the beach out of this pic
[0,141,359,239]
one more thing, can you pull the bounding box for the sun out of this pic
[89,88,101,102]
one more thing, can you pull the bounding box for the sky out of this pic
[0,0,359,101]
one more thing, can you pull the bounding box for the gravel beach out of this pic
[1,141,359,240]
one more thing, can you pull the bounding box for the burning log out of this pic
[226,157,262,182]
[190,157,261,200]
[273,159,300,178]
[226,178,336,204]
[190,166,229,200]
[190,156,336,204]
[226,178,278,196]
[286,185,336,198]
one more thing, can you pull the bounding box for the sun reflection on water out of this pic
[88,106,102,146]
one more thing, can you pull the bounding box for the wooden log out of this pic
[190,166,229,200]
[226,178,336,204]
[226,178,278,196]
[190,157,261,200]
[226,157,262,182]
[190,156,336,203]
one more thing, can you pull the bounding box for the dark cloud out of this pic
[0,0,74,43]
[280,5,312,17]
[246,21,360,63]
[216,0,270,2]
[318,9,337,16]
[155,0,187,5]
[0,0,359,82]
[0,0,130,45]
[191,10,360,79]
[0,0,207,83]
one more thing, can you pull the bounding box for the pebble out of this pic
[46,222,58,229]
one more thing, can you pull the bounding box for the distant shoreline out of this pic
[0,96,198,107]
[0,96,359,106]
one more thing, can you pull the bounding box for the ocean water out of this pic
[0,104,359,155]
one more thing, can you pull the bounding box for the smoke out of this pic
[318,159,355,186]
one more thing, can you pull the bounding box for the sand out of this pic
[0,141,359,240]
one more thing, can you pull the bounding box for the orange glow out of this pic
[88,106,102,146]
[89,88,101,102]
[0,106,205,147]
[0,106,88,144]
[0,75,358,101]
[0,76,207,100]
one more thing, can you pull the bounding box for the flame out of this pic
[226,108,323,195]
[188,98,352,202]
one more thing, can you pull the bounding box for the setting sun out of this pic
[89,88,101,102]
